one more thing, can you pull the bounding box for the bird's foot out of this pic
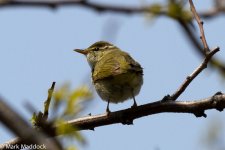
[131,101,137,109]
[106,107,111,115]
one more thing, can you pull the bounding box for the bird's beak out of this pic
[74,49,88,55]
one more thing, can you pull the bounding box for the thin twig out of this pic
[177,16,225,78]
[189,0,210,53]
[1,92,225,149]
[170,47,219,100]
[43,81,56,120]
[168,0,220,100]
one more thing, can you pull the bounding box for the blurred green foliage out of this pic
[31,82,93,149]
[147,3,162,15]
[167,1,192,22]
[53,83,93,117]
[145,1,192,24]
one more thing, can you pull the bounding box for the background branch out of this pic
[0,0,151,14]
[0,97,62,150]
[1,0,225,76]
[0,0,223,19]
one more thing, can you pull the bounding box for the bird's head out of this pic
[74,41,116,69]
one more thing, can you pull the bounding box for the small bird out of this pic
[74,41,143,113]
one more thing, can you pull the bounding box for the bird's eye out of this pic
[93,47,99,51]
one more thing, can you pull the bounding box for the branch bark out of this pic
[0,0,150,14]
[66,93,225,130]
[170,47,219,100]
[1,92,225,150]
[189,0,209,52]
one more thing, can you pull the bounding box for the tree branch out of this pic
[0,0,151,14]
[0,46,222,150]
[0,47,220,146]
[170,47,219,100]
[1,1,225,75]
[198,7,225,19]
[189,0,209,52]
[0,0,224,19]
[66,92,225,129]
[1,92,225,149]
[177,13,225,77]
[198,0,225,19]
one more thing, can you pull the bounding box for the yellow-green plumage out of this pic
[93,49,143,103]
[93,50,142,81]
[74,41,143,112]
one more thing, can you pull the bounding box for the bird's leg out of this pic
[106,99,111,114]
[131,90,137,108]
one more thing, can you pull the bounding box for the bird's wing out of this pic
[92,51,143,82]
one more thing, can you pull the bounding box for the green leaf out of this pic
[147,4,162,15]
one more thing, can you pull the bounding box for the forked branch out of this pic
[170,47,219,100]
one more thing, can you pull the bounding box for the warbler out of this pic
[74,41,143,113]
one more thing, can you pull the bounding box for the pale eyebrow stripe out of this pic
[101,45,115,49]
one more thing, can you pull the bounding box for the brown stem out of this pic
[189,0,209,52]
[170,47,219,100]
